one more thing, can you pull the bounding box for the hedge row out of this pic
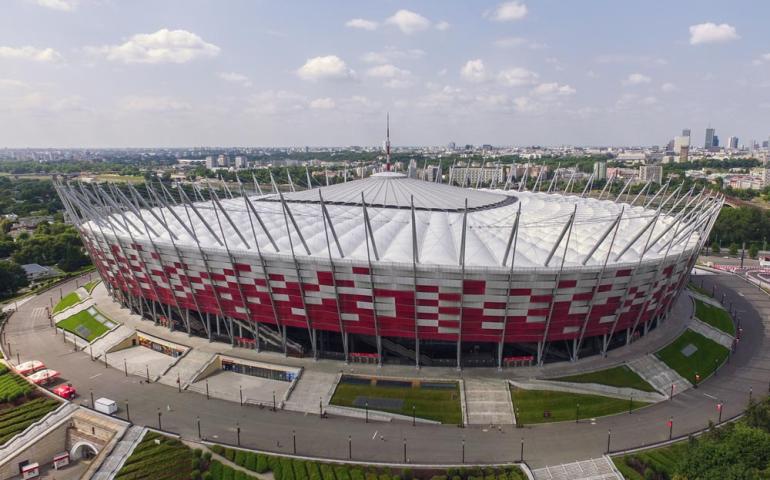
[116,432,195,480]
[0,369,33,403]
[0,397,59,445]
[209,445,526,480]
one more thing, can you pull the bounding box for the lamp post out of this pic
[292,430,296,454]
[749,386,753,405]
[412,405,416,427]
[145,365,150,383]
[206,380,210,400]
[670,383,675,400]
[124,358,128,377]
[606,429,612,453]
[178,372,181,393]
[667,417,673,440]
[197,416,201,439]
[628,395,633,414]
[520,438,524,462]
[461,438,465,464]
[365,401,369,423]
[90,389,94,407]
[717,402,723,424]
[319,396,323,417]
[575,403,580,423]
[237,423,241,446]
[403,438,407,463]
[272,391,276,411]
[239,385,243,406]
[125,400,130,422]
[157,408,162,430]
[348,435,352,460]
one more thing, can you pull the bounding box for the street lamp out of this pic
[575,403,580,423]
[606,429,612,453]
[520,438,524,462]
[365,401,369,423]
[237,423,241,446]
[403,437,407,463]
[348,435,352,460]
[717,402,724,424]
[461,437,465,463]
[667,417,673,440]
[412,405,416,426]
[157,408,162,430]
[125,400,130,422]
[197,416,201,438]
[292,429,296,454]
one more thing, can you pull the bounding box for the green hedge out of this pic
[0,397,59,445]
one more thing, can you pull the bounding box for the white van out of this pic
[94,397,118,415]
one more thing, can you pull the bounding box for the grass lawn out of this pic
[330,381,462,424]
[116,432,195,480]
[655,329,729,385]
[687,282,712,297]
[510,387,648,424]
[57,309,109,341]
[612,441,689,480]
[83,280,100,294]
[52,292,82,314]
[552,365,657,393]
[694,299,735,335]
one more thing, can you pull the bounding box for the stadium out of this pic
[54,171,722,368]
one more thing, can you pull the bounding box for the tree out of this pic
[729,243,739,256]
[711,241,720,254]
[0,260,28,298]
[749,244,759,259]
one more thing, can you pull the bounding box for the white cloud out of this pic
[497,67,539,86]
[361,47,425,64]
[752,53,770,66]
[89,29,220,64]
[0,78,30,89]
[118,95,192,112]
[385,10,431,34]
[30,0,77,11]
[689,23,739,45]
[531,82,575,96]
[661,82,677,93]
[246,90,307,116]
[435,21,451,31]
[217,72,252,87]
[485,1,528,22]
[460,59,487,82]
[595,54,667,66]
[622,73,652,86]
[297,55,355,81]
[493,37,546,49]
[1,91,83,112]
[0,46,62,62]
[615,93,659,109]
[309,98,336,110]
[345,18,378,31]
[365,64,413,88]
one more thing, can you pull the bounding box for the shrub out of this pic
[203,451,212,462]
[225,449,236,462]
[335,466,352,480]
[193,448,203,458]
[212,445,225,455]
[294,460,309,480]
[281,458,295,480]
[351,468,365,480]
[203,473,213,480]
[191,469,201,480]
[307,461,322,480]
[191,457,201,470]
[401,469,413,480]
[244,452,256,471]
[234,450,246,467]
[256,454,269,474]
[223,467,234,480]
[320,463,336,480]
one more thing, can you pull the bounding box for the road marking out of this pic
[372,430,378,440]
[89,373,103,379]
[739,292,745,297]
[703,393,718,400]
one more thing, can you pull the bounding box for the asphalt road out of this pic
[3,272,770,468]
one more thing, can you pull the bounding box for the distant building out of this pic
[449,166,505,186]
[705,128,716,150]
[234,156,247,169]
[639,164,663,184]
[674,135,691,162]
[727,136,739,150]
[407,159,418,179]
[593,160,607,180]
[21,263,58,281]
[447,142,456,151]
[205,156,216,169]
[682,128,691,137]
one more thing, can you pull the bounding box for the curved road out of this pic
[3,272,769,468]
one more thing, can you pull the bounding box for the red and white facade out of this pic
[55,173,722,367]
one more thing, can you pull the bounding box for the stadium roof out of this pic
[72,174,713,270]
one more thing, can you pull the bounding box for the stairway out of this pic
[627,354,691,395]
[532,457,621,480]
[92,425,146,480]
[464,378,515,425]
[157,349,217,389]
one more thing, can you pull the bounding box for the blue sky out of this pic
[0,0,768,148]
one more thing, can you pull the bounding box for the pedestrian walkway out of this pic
[52,297,94,322]
[284,370,338,413]
[463,378,515,425]
[89,324,135,359]
[181,440,274,480]
[91,425,146,480]
[158,349,216,389]
[531,457,621,480]
[627,354,690,396]
[510,379,665,403]
[688,290,724,309]
[689,319,734,349]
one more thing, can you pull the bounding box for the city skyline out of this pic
[1,0,768,148]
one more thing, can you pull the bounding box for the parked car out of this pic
[94,397,118,415]
[53,384,77,400]
[27,369,59,385]
[14,360,45,376]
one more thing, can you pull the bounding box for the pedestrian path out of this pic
[158,349,216,389]
[627,354,690,396]
[688,290,724,309]
[89,324,135,359]
[284,370,338,413]
[531,457,621,480]
[91,425,146,480]
[463,378,515,425]
[52,297,94,322]
[689,319,734,349]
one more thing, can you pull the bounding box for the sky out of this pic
[0,0,769,148]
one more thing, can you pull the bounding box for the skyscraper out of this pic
[727,136,739,150]
[705,128,715,149]
[682,129,691,137]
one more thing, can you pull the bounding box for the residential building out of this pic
[593,160,607,180]
[639,164,663,184]
[705,128,715,149]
